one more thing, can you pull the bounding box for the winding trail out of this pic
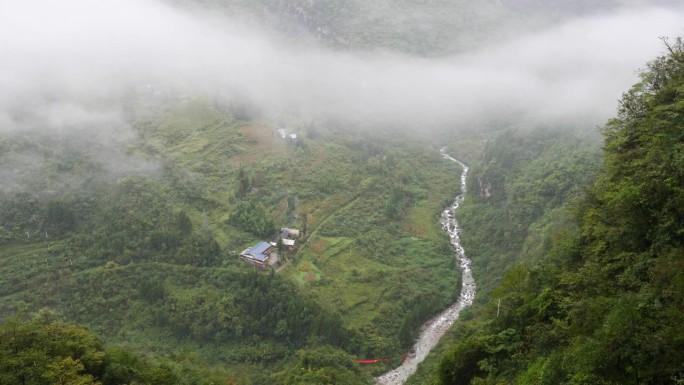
[376,148,476,385]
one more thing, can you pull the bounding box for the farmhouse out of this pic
[280,228,300,239]
[282,238,296,251]
[239,241,277,269]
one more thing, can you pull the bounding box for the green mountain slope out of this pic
[2,2,682,384]
[433,39,684,385]
[0,311,210,385]
[0,92,467,382]
[174,0,680,54]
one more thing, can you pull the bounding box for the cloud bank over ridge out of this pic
[1,0,684,134]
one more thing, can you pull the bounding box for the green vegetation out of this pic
[179,0,646,55]
[0,310,212,385]
[275,346,366,384]
[0,91,463,382]
[430,39,684,385]
[459,127,601,298]
[3,3,681,383]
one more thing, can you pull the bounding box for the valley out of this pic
[2,1,684,384]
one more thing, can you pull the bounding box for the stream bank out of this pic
[376,149,475,385]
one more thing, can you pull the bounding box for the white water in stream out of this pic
[376,149,476,385]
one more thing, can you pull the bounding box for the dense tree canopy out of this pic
[0,311,185,385]
[436,38,684,385]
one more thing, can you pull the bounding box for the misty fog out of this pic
[1,0,683,151]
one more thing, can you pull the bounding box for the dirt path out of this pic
[376,149,475,385]
[305,195,360,242]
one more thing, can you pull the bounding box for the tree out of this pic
[439,337,488,385]
[176,211,192,234]
[302,212,308,237]
[228,200,275,238]
[237,167,251,198]
[0,313,105,385]
[42,357,98,385]
[0,312,187,385]
[275,346,374,385]
[43,200,76,236]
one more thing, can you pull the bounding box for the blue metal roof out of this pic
[250,242,272,255]
[244,241,271,262]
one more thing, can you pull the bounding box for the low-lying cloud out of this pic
[1,0,683,135]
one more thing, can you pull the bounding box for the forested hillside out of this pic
[405,120,602,385]
[0,91,466,383]
[433,39,684,385]
[173,0,679,54]
[2,0,683,384]
[0,310,209,385]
